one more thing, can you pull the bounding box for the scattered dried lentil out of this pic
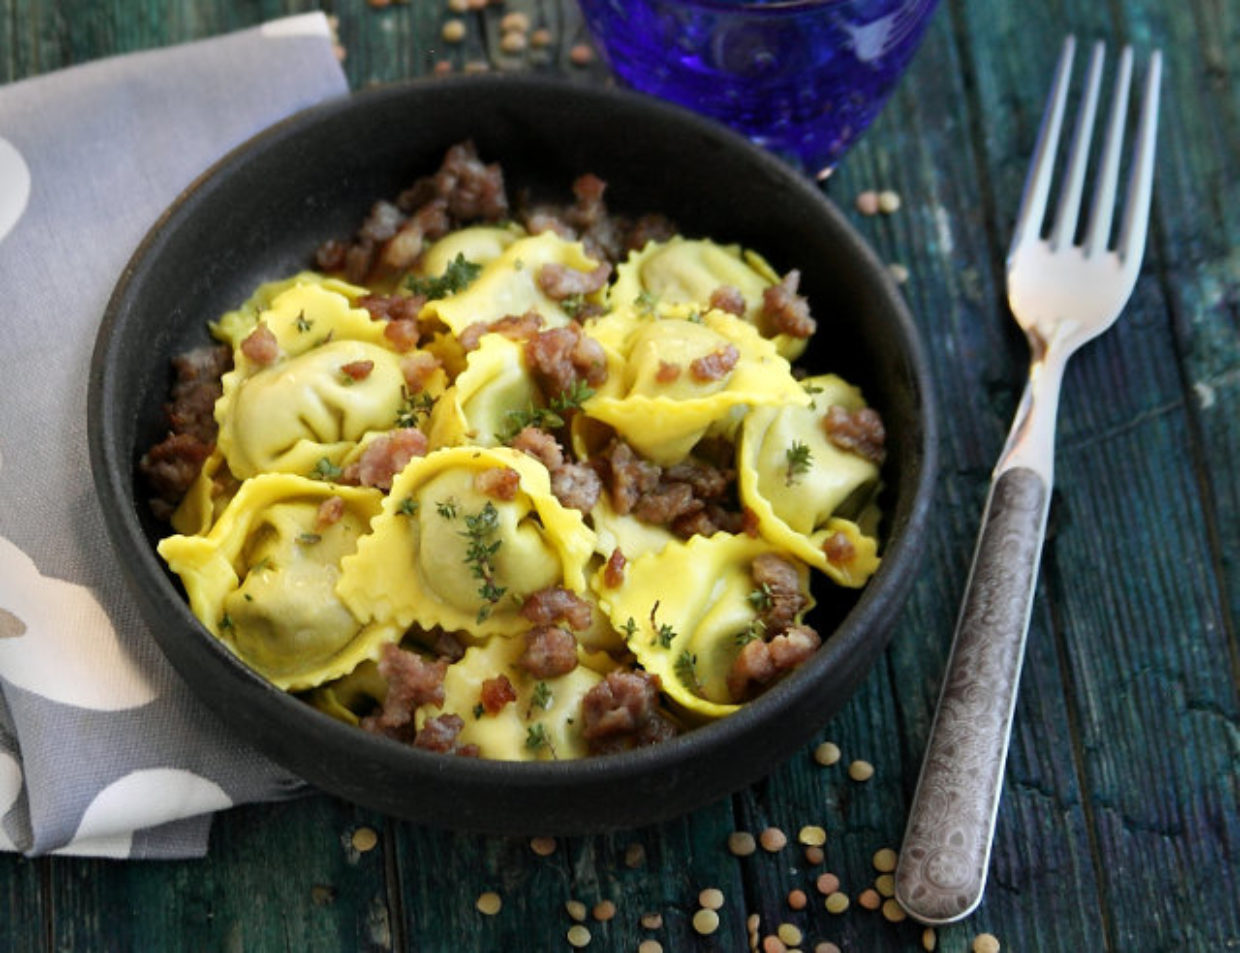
[888,262,910,284]
[593,900,616,922]
[872,847,898,872]
[367,0,390,7]
[815,872,840,896]
[815,944,842,953]
[804,845,825,865]
[530,835,557,856]
[500,31,528,54]
[500,11,530,32]
[446,0,469,10]
[467,0,487,8]
[787,889,808,911]
[475,891,502,915]
[569,42,594,66]
[854,191,880,216]
[638,941,663,953]
[759,827,788,852]
[565,900,587,922]
[567,924,592,948]
[824,891,850,914]
[699,887,725,910]
[875,873,895,898]
[777,923,803,947]
[922,927,938,951]
[640,912,663,930]
[798,825,827,847]
[351,826,379,852]
[432,59,454,75]
[848,759,875,782]
[972,933,1000,953]
[463,59,490,73]
[441,18,466,42]
[813,741,841,766]
[692,908,721,935]
[729,831,758,856]
[857,888,881,911]
[762,936,787,953]
[881,898,907,923]
[878,189,902,213]
[624,842,647,868]
[530,27,553,48]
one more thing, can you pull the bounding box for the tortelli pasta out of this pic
[149,149,888,761]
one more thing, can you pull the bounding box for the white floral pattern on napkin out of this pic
[0,13,349,858]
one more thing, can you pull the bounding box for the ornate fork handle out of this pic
[894,463,1049,923]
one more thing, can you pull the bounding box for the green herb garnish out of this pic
[397,497,418,516]
[435,498,459,520]
[462,501,506,622]
[500,379,595,441]
[531,682,553,711]
[295,310,313,333]
[406,253,482,299]
[310,457,343,482]
[395,386,435,429]
[674,650,701,692]
[785,440,813,486]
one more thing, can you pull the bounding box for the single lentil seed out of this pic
[565,900,587,922]
[499,31,527,53]
[798,825,827,847]
[530,27,553,47]
[500,11,530,32]
[441,18,466,42]
[878,190,902,213]
[569,42,594,66]
[854,191,880,215]
[593,900,616,922]
[824,892,850,914]
[566,924,592,948]
[759,827,788,852]
[747,913,760,933]
[874,873,895,897]
[692,908,720,935]
[972,933,1000,953]
[463,59,490,73]
[787,889,808,910]
[815,944,842,953]
[624,842,647,868]
[815,872,840,896]
[530,835,556,856]
[848,759,875,781]
[888,262,910,284]
[351,826,379,852]
[872,847,898,872]
[467,0,486,8]
[638,941,663,953]
[640,912,663,930]
[813,741,841,766]
[804,846,825,865]
[475,891,502,915]
[762,937,787,953]
[699,887,725,910]
[446,0,469,10]
[857,888,880,910]
[729,831,758,856]
[777,923,803,947]
[922,927,938,951]
[432,59,453,75]
[881,898,907,923]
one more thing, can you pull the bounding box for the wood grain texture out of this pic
[1,0,1237,951]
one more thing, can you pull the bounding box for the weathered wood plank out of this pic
[46,797,395,952]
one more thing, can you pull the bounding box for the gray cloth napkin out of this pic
[0,14,349,858]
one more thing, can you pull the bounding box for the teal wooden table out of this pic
[3,2,1238,951]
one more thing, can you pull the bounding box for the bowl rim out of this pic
[88,73,938,824]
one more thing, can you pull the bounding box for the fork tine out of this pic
[1083,47,1134,256]
[1117,49,1163,265]
[1010,36,1076,254]
[1050,42,1106,250]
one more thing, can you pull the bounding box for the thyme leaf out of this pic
[785,440,813,486]
[310,457,343,482]
[406,253,482,299]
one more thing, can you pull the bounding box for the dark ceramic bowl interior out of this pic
[89,76,937,834]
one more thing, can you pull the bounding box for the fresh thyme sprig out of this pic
[525,722,557,758]
[785,440,813,486]
[461,501,506,622]
[500,379,595,441]
[310,457,343,482]
[674,650,701,692]
[395,387,435,429]
[406,253,482,299]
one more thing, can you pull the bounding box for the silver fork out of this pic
[894,36,1162,925]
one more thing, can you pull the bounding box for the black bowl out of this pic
[89,76,937,834]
